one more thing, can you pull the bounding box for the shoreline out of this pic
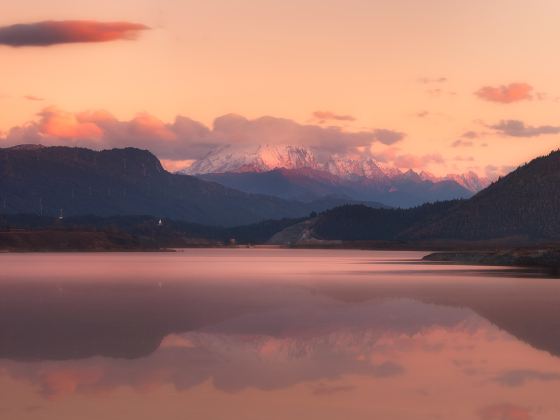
[423,249,560,269]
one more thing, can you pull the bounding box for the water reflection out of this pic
[0,249,559,420]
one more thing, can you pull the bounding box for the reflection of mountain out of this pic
[0,299,484,398]
[1,261,559,362]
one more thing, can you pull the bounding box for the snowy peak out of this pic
[443,172,491,192]
[325,158,387,181]
[182,144,489,193]
[183,144,319,175]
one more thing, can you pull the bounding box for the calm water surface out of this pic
[0,249,559,420]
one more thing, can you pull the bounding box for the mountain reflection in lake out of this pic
[0,249,559,420]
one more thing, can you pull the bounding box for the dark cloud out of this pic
[1,108,405,160]
[372,128,405,144]
[475,83,533,104]
[490,120,560,137]
[0,20,149,47]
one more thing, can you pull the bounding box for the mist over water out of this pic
[0,249,559,420]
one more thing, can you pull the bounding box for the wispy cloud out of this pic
[24,95,45,101]
[418,77,448,84]
[312,111,356,124]
[452,139,474,147]
[475,83,533,104]
[0,20,149,47]
[494,369,560,387]
[490,119,560,137]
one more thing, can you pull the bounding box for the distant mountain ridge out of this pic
[407,149,560,240]
[0,146,385,226]
[182,143,489,190]
[289,149,560,243]
[182,144,489,207]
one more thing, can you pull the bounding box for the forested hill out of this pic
[407,150,560,240]
[0,145,379,227]
[309,149,560,243]
[312,201,462,241]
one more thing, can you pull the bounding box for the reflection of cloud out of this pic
[0,20,149,47]
[494,369,560,387]
[478,403,532,420]
[2,299,476,399]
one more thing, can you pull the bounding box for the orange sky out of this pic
[1,0,559,176]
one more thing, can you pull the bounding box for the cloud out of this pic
[160,159,195,172]
[24,95,44,102]
[484,164,515,179]
[426,88,457,97]
[312,111,356,123]
[478,403,532,420]
[475,83,533,104]
[452,139,474,147]
[453,156,474,162]
[0,20,149,47]
[418,77,448,84]
[311,383,355,396]
[1,108,405,161]
[393,153,444,169]
[494,369,560,387]
[369,144,444,170]
[36,107,104,140]
[490,119,560,137]
[462,131,479,139]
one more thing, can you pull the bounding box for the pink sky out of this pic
[1,0,559,176]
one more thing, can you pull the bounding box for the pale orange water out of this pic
[0,249,559,420]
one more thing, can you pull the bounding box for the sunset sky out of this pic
[1,0,560,176]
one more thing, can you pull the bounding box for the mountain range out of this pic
[0,145,385,227]
[182,144,489,207]
[1,145,559,247]
[282,149,560,244]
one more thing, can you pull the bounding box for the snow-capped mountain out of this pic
[443,172,491,192]
[184,144,395,183]
[181,144,490,207]
[325,157,388,181]
[418,171,490,192]
[184,144,319,175]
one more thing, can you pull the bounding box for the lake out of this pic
[0,249,559,420]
